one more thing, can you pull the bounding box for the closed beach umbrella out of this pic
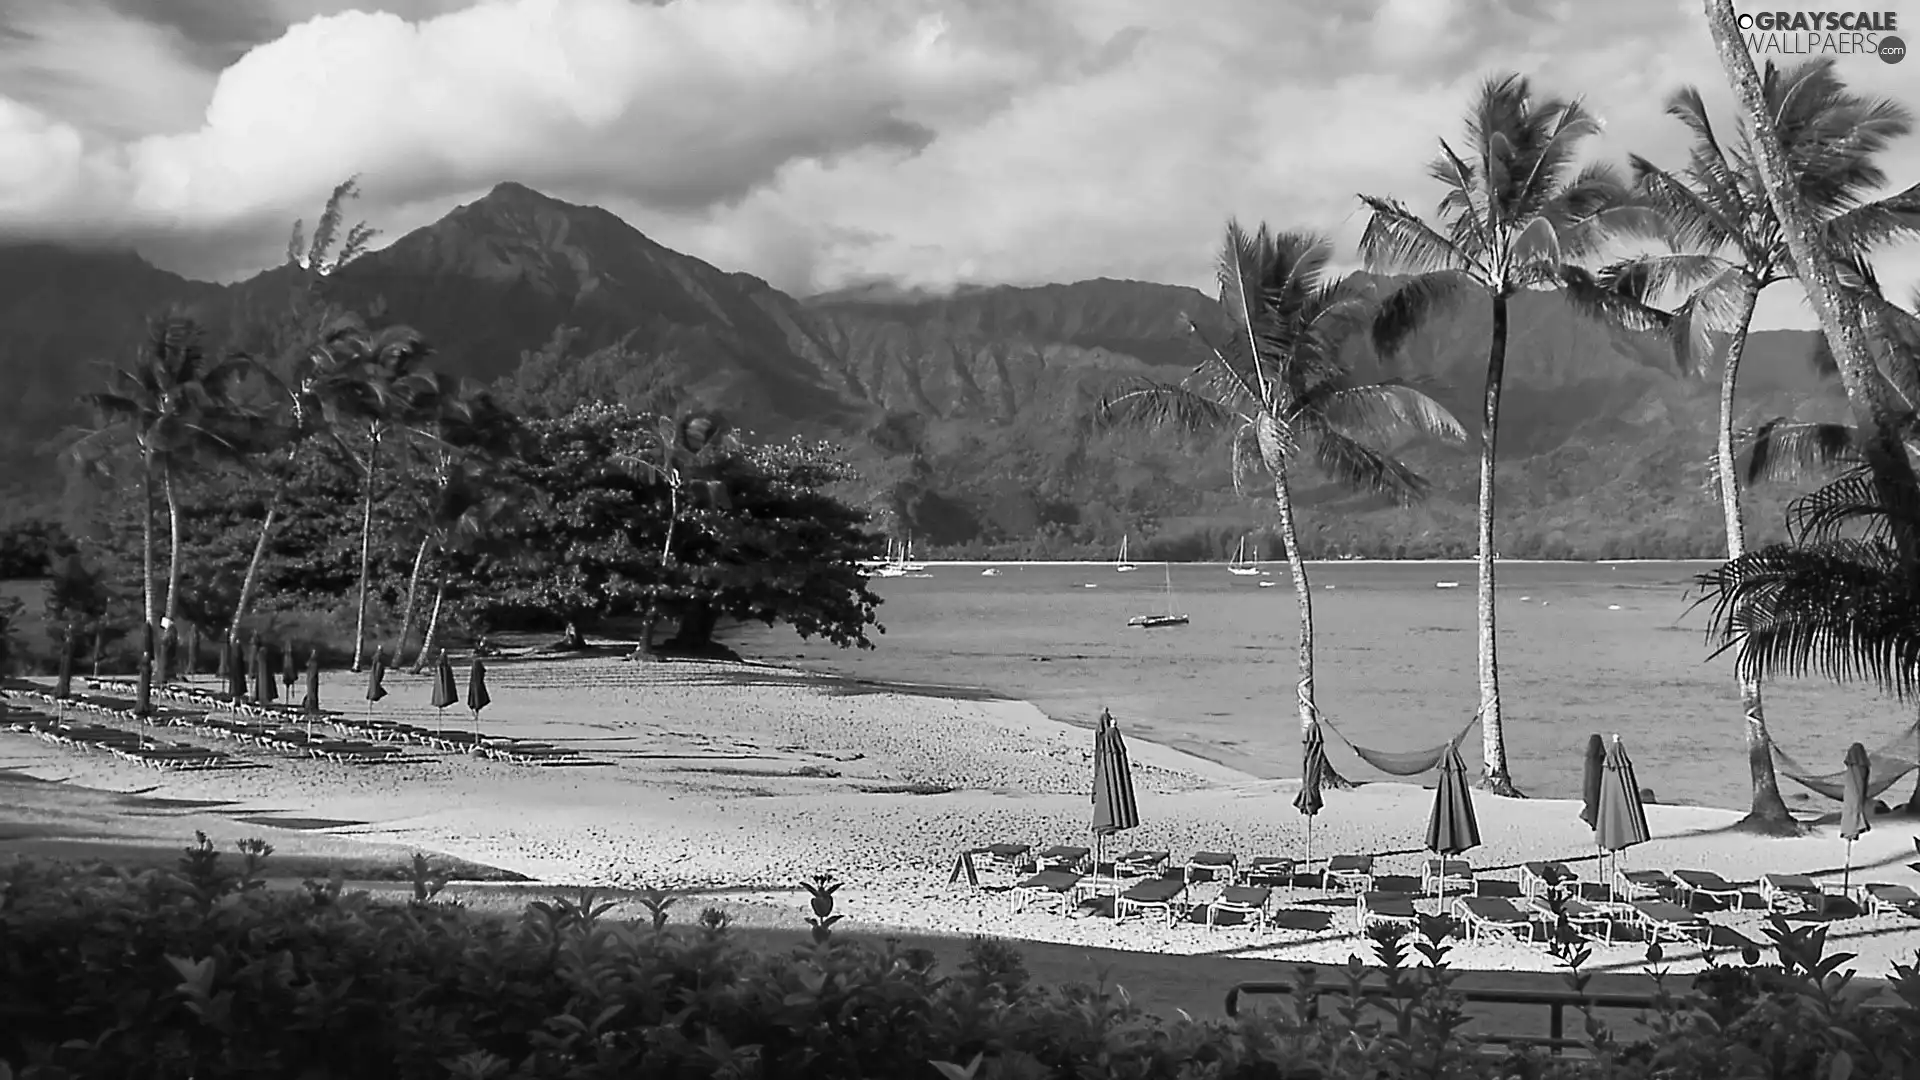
[215,632,231,685]
[1595,736,1651,898]
[1427,742,1481,915]
[467,657,491,741]
[301,649,322,739]
[1091,708,1139,892]
[364,646,389,716]
[281,638,298,692]
[1579,733,1605,829]
[1296,721,1329,872]
[1840,741,1872,895]
[186,625,200,683]
[134,648,153,723]
[55,623,73,701]
[229,638,249,701]
[252,640,277,705]
[431,650,458,710]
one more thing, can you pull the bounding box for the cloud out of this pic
[3,0,1920,329]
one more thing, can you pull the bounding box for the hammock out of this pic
[1769,718,1920,801]
[1320,716,1481,777]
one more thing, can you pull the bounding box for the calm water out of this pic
[730,561,1916,810]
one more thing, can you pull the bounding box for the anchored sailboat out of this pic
[1227,536,1261,576]
[1115,535,1137,572]
[1127,564,1189,628]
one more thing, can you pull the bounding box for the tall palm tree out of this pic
[616,410,735,658]
[1358,74,1662,793]
[1602,59,1920,829]
[1703,0,1920,556]
[1098,223,1466,777]
[408,463,524,670]
[72,315,257,680]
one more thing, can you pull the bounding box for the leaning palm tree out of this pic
[72,315,258,680]
[1602,59,1920,829]
[1098,223,1467,781]
[616,410,735,658]
[1358,74,1662,793]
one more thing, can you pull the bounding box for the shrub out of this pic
[0,836,1914,1079]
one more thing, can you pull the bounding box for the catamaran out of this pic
[1127,564,1189,628]
[1115,535,1137,573]
[1227,536,1261,576]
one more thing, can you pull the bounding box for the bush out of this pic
[0,836,1915,1079]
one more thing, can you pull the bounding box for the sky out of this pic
[1,0,1917,330]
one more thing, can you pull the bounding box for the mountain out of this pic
[0,182,1851,557]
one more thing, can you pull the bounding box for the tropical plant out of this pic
[614,410,736,657]
[1358,74,1662,793]
[70,315,259,681]
[408,463,525,669]
[1097,223,1466,776]
[1604,57,1920,829]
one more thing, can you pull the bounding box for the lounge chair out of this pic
[1527,893,1613,942]
[1326,855,1375,893]
[1670,869,1745,910]
[1760,873,1827,915]
[1453,896,1533,943]
[1186,851,1238,883]
[1036,845,1091,872]
[1423,859,1475,896]
[1208,885,1273,930]
[1355,890,1417,930]
[1244,856,1295,886]
[1113,850,1169,877]
[1614,869,1671,900]
[975,843,1033,875]
[1010,869,1085,913]
[1630,900,1709,945]
[1115,875,1189,925]
[1863,883,1920,919]
[1519,861,1577,901]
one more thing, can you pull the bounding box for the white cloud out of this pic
[3,0,1920,330]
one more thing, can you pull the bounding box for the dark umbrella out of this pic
[364,646,389,716]
[141,621,154,676]
[281,638,298,693]
[431,650,458,710]
[1296,721,1329,874]
[466,658,491,743]
[1579,733,1605,828]
[186,625,200,683]
[252,639,277,705]
[301,649,322,739]
[215,632,231,686]
[1840,741,1872,895]
[1595,736,1651,898]
[229,638,249,702]
[55,623,73,703]
[1426,742,1482,914]
[134,648,153,729]
[1091,708,1139,892]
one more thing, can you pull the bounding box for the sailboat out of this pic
[1128,564,1189,628]
[1115,535,1137,572]
[1227,536,1261,576]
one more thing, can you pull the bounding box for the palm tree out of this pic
[1703,0,1920,555]
[408,463,524,670]
[1602,59,1920,829]
[616,410,735,658]
[1098,223,1466,778]
[72,315,257,681]
[1358,74,1662,793]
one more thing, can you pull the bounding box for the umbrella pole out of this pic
[1843,838,1853,898]
[1303,820,1312,894]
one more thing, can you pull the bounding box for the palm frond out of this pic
[1310,428,1431,506]
[1218,220,1279,391]
[1742,418,1863,484]
[1306,383,1468,445]
[1558,265,1673,336]
[1356,196,1484,279]
[1368,271,1479,359]
[1784,469,1920,544]
[1664,266,1757,377]
[1228,421,1265,495]
[1823,182,1920,260]
[1094,380,1237,436]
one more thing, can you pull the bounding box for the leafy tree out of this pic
[1609,58,1920,830]
[1357,74,1661,793]
[1097,223,1465,781]
[614,410,736,657]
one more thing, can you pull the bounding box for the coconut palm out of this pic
[616,410,736,658]
[1098,223,1467,777]
[72,315,258,681]
[407,463,525,670]
[1601,59,1920,829]
[1357,73,1663,793]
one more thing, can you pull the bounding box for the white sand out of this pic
[5,652,1918,978]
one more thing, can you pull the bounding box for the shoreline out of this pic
[898,559,1724,568]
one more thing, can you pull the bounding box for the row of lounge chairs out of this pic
[3,709,249,771]
[3,683,400,765]
[81,677,590,766]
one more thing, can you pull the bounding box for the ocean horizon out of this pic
[732,559,1919,813]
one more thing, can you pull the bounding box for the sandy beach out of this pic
[4,651,1918,980]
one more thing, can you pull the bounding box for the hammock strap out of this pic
[1768,717,1920,801]
[1320,712,1480,777]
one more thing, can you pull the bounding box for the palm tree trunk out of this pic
[1272,465,1353,788]
[139,445,158,649]
[350,437,380,672]
[230,497,279,639]
[392,536,432,663]
[413,578,447,673]
[1714,284,1795,831]
[636,485,679,659]
[159,466,183,684]
[1705,0,1920,559]
[1477,290,1517,795]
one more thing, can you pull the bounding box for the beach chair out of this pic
[1630,900,1710,945]
[973,843,1033,875]
[1863,883,1920,919]
[1036,845,1091,873]
[1760,873,1827,915]
[1114,876,1189,925]
[1355,891,1418,930]
[1113,850,1169,877]
[1614,869,1671,901]
[1010,869,1085,914]
[1186,851,1238,883]
[1244,856,1295,886]
[1528,893,1613,942]
[1453,896,1533,944]
[1519,861,1577,901]
[1208,885,1272,930]
[1670,870,1746,910]
[1422,859,1475,896]
[1326,855,1374,893]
